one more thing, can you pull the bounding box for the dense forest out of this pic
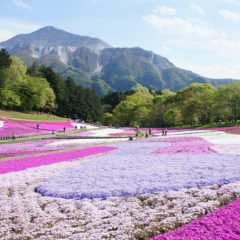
[0,49,103,122]
[102,82,240,127]
[1,48,240,127]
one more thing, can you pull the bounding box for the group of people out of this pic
[162,128,168,136]
[135,126,152,138]
[135,126,168,137]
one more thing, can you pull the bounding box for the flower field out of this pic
[0,119,48,137]
[0,119,100,137]
[1,126,240,239]
[150,197,240,240]
[0,138,99,158]
[0,146,116,174]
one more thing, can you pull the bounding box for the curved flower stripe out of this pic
[0,146,116,174]
[150,137,214,155]
[0,139,91,156]
[37,139,240,200]
[150,198,240,240]
[0,119,48,137]
[10,119,75,131]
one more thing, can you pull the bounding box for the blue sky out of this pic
[1,0,240,79]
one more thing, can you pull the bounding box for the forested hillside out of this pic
[0,49,103,122]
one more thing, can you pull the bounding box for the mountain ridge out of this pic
[0,26,238,96]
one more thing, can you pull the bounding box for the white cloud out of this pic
[173,38,240,79]
[190,4,204,15]
[12,0,32,10]
[153,6,176,16]
[219,9,240,21]
[161,45,172,54]
[175,60,240,79]
[0,18,41,42]
[143,14,224,39]
[224,0,240,5]
[209,39,240,56]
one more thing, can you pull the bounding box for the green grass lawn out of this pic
[182,120,240,129]
[0,110,67,121]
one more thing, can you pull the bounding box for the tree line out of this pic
[1,48,240,127]
[0,49,102,122]
[102,82,240,127]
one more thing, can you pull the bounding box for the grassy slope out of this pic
[0,110,67,121]
[182,121,240,129]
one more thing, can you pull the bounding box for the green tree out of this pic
[0,57,56,112]
[164,107,182,126]
[0,49,12,70]
[113,87,153,126]
[1,89,21,108]
[103,112,113,126]
[185,86,217,124]
[216,82,240,121]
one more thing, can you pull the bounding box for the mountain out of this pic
[0,26,237,96]
[1,26,111,63]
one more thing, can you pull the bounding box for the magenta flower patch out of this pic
[0,119,48,137]
[150,198,240,240]
[10,119,76,131]
[0,146,116,174]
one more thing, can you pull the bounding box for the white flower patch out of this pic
[191,131,240,145]
[0,120,4,128]
[210,144,240,154]
[90,128,124,136]
[154,129,213,137]
[46,137,127,147]
[71,123,99,129]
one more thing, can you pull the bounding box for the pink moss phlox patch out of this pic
[9,119,75,131]
[150,198,240,240]
[0,146,116,174]
[0,119,48,136]
[147,137,214,155]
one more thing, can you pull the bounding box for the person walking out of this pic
[12,132,16,141]
[165,129,168,136]
[149,127,152,135]
[162,128,165,136]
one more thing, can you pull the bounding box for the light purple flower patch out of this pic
[37,139,240,200]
